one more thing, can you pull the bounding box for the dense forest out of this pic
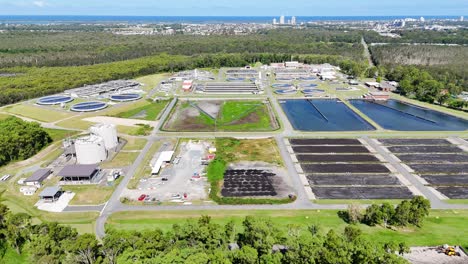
[0,200,429,264]
[0,53,367,106]
[363,29,468,45]
[0,117,52,166]
[370,45,467,66]
[0,29,364,67]
[369,44,468,94]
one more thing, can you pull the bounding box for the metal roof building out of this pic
[57,164,100,182]
[39,186,62,202]
[151,151,175,175]
[24,168,51,186]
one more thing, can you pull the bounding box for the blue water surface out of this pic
[349,99,468,131]
[281,99,375,131]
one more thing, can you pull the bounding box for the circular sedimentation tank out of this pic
[275,89,297,95]
[302,89,325,94]
[299,77,317,81]
[37,95,74,105]
[300,83,318,88]
[272,83,294,88]
[71,101,108,112]
[110,93,142,102]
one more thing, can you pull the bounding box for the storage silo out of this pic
[90,123,118,150]
[75,135,107,164]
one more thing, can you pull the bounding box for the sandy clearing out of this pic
[83,116,158,127]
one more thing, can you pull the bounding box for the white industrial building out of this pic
[68,123,119,165]
[90,123,118,150]
[151,151,175,175]
[75,135,108,165]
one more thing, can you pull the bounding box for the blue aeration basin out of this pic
[350,99,468,131]
[275,89,297,95]
[280,99,375,131]
[37,95,73,105]
[110,93,142,102]
[71,101,108,112]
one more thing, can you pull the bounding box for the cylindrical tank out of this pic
[75,135,107,164]
[90,123,118,150]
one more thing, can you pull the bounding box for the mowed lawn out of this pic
[63,185,115,205]
[217,138,283,166]
[111,100,169,121]
[101,151,140,169]
[4,104,74,122]
[134,73,169,92]
[43,128,78,141]
[122,137,147,151]
[217,101,274,131]
[107,209,468,248]
[0,112,12,120]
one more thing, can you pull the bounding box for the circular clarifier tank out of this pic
[275,89,297,95]
[300,83,318,88]
[37,95,74,105]
[272,83,294,88]
[71,101,108,112]
[302,89,325,94]
[299,77,317,81]
[110,93,142,102]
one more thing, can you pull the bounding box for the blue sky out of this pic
[0,0,466,16]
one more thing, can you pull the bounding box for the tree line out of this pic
[0,29,364,68]
[0,117,52,166]
[363,29,468,45]
[375,65,467,107]
[341,197,431,228]
[0,202,411,264]
[0,53,367,107]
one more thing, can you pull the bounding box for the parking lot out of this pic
[129,140,210,203]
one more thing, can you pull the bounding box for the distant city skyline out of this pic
[0,0,466,16]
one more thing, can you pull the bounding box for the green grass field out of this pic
[101,151,140,169]
[134,73,169,92]
[43,128,78,141]
[127,141,162,189]
[4,104,74,123]
[111,100,169,121]
[165,100,277,132]
[107,209,468,248]
[122,138,147,151]
[313,199,405,205]
[0,112,12,120]
[63,185,115,205]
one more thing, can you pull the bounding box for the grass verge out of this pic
[106,209,468,248]
[4,104,74,123]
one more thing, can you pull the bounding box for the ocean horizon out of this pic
[0,15,463,24]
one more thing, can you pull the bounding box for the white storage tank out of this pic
[90,123,118,150]
[75,135,107,165]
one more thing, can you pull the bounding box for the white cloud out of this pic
[33,1,46,7]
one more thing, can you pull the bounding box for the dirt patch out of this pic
[227,111,260,126]
[163,100,276,132]
[404,247,468,264]
[197,101,222,118]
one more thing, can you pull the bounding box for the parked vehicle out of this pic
[138,194,147,201]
